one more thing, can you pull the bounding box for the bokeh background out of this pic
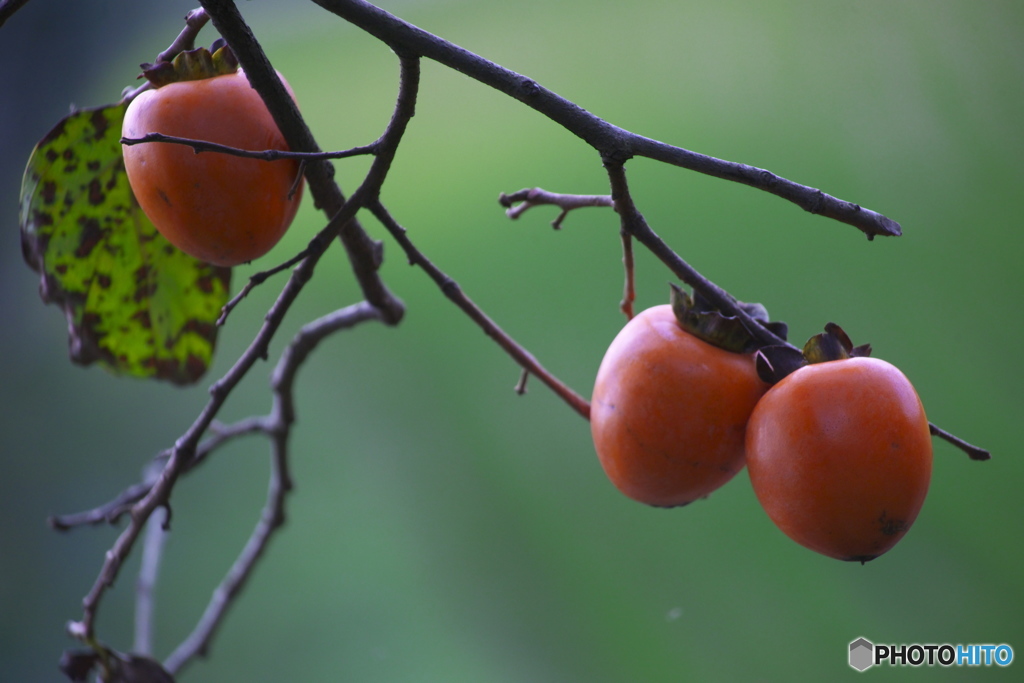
[2,1,1021,680]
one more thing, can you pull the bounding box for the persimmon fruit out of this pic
[746,356,933,562]
[590,303,769,507]
[122,57,302,267]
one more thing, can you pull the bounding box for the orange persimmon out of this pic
[746,356,933,562]
[590,304,769,507]
[122,50,302,267]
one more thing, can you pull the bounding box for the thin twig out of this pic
[50,418,268,534]
[155,8,210,64]
[498,187,634,320]
[165,301,382,675]
[619,230,635,320]
[121,8,211,104]
[930,423,991,461]
[369,199,592,420]
[49,480,155,531]
[120,132,377,162]
[499,187,614,229]
[164,441,290,675]
[603,160,788,348]
[217,252,310,326]
[514,368,529,395]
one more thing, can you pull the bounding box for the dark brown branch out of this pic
[121,132,377,162]
[200,0,404,324]
[164,301,382,675]
[601,165,988,460]
[49,418,269,533]
[164,442,289,675]
[312,0,900,240]
[603,161,788,348]
[216,253,310,326]
[67,16,425,644]
[369,199,592,420]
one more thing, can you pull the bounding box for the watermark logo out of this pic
[849,637,1014,671]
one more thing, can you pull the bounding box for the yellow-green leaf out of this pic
[20,102,231,385]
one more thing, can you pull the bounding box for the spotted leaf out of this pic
[20,102,231,385]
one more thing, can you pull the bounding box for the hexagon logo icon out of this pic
[849,637,874,671]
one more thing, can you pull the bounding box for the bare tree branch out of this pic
[499,187,614,229]
[497,187,636,320]
[201,0,404,324]
[67,9,422,645]
[121,131,377,162]
[368,199,592,420]
[164,301,382,675]
[312,0,900,240]
[49,480,155,531]
[603,160,789,348]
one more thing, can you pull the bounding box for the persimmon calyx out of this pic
[140,39,238,89]
[755,322,873,385]
[803,322,872,363]
[668,283,787,354]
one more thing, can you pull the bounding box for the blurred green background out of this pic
[2,0,1021,680]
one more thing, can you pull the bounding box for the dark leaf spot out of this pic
[132,309,152,329]
[75,217,104,258]
[88,178,105,205]
[90,109,110,140]
[32,208,54,227]
[41,181,58,205]
[39,119,67,147]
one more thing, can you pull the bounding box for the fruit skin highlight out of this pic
[590,304,768,508]
[122,66,302,267]
[745,356,933,562]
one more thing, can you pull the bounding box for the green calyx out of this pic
[669,283,788,354]
[754,322,873,385]
[140,39,238,88]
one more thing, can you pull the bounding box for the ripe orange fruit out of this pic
[746,356,933,562]
[122,51,302,267]
[590,303,769,507]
